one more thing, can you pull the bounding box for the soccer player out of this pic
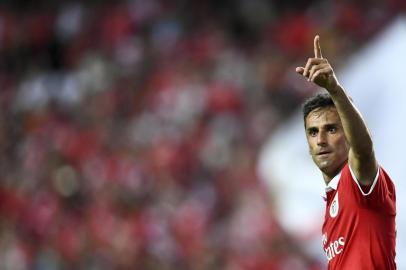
[296,36,396,269]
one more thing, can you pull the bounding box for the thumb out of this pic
[296,67,304,75]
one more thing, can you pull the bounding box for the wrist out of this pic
[326,83,342,95]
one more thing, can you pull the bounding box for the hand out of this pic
[296,35,339,92]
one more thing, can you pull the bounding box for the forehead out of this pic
[305,107,340,128]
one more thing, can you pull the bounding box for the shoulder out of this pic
[347,164,379,196]
[341,164,396,211]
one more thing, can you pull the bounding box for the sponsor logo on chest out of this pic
[323,233,346,261]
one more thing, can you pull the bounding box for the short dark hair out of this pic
[302,92,335,123]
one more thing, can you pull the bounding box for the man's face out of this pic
[305,107,349,178]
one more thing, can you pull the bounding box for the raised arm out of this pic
[296,35,378,186]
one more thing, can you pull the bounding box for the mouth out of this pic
[317,150,332,156]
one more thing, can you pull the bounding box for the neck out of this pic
[322,162,347,185]
[323,173,334,185]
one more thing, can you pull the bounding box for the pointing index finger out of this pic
[314,35,323,58]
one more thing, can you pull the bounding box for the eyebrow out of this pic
[306,127,318,133]
[306,123,338,131]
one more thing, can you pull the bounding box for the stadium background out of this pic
[0,0,405,269]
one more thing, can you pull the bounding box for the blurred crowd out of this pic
[0,0,404,269]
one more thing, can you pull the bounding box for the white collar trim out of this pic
[322,171,341,199]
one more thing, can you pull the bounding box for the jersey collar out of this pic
[322,171,341,199]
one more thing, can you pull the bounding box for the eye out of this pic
[328,126,337,133]
[308,129,318,137]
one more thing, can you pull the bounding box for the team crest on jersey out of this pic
[329,192,339,218]
[322,233,328,245]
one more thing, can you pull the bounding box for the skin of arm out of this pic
[296,35,378,186]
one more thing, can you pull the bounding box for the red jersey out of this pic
[322,163,396,269]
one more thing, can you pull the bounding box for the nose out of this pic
[317,131,327,146]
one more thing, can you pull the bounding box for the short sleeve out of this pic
[345,164,396,214]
